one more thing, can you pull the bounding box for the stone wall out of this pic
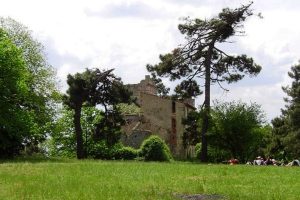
[126,75,157,105]
[120,130,152,149]
[139,92,191,158]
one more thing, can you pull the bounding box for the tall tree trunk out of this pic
[200,64,210,162]
[200,41,215,162]
[74,105,84,159]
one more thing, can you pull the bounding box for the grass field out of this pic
[0,158,299,200]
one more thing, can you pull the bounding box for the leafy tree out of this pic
[47,107,102,158]
[0,28,32,157]
[147,3,261,161]
[209,101,266,162]
[0,17,60,151]
[64,68,133,159]
[271,61,300,159]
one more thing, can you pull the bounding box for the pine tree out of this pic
[147,2,261,161]
[273,62,300,159]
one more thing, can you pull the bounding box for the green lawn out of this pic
[0,158,299,200]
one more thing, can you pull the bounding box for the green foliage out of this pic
[195,143,231,163]
[113,146,138,160]
[94,108,125,146]
[88,142,138,160]
[0,28,33,157]
[47,106,137,160]
[182,111,202,148]
[88,140,113,159]
[0,17,60,152]
[63,68,133,159]
[46,107,103,158]
[207,146,231,163]
[209,101,266,162]
[140,135,172,161]
[195,143,202,159]
[117,103,141,114]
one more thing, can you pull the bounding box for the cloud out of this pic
[85,1,170,20]
[211,83,285,122]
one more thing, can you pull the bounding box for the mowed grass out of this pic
[0,158,300,200]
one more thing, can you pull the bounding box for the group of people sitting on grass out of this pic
[252,156,278,166]
[227,157,300,166]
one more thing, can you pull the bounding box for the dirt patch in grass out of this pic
[176,194,225,200]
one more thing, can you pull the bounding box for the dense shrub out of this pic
[89,141,138,160]
[140,135,172,161]
[114,147,138,160]
[210,101,266,162]
[207,146,231,163]
[194,143,230,162]
[89,141,112,159]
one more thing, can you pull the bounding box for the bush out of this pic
[89,141,112,159]
[193,143,230,162]
[89,141,138,160]
[207,146,231,163]
[140,135,172,161]
[114,147,138,160]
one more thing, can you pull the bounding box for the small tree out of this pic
[209,101,266,162]
[64,68,133,159]
[147,2,261,161]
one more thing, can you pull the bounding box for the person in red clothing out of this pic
[229,158,239,165]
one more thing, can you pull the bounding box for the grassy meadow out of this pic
[0,158,299,200]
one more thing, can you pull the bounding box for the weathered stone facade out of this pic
[121,75,195,158]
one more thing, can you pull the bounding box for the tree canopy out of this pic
[209,101,266,162]
[63,68,133,159]
[0,28,32,157]
[0,17,60,152]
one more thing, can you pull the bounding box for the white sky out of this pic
[1,0,300,121]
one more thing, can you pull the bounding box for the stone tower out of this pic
[122,76,195,158]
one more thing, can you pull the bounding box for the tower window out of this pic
[172,101,176,113]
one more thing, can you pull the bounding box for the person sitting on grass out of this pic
[264,157,274,165]
[286,159,300,166]
[228,158,239,165]
[254,156,264,165]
